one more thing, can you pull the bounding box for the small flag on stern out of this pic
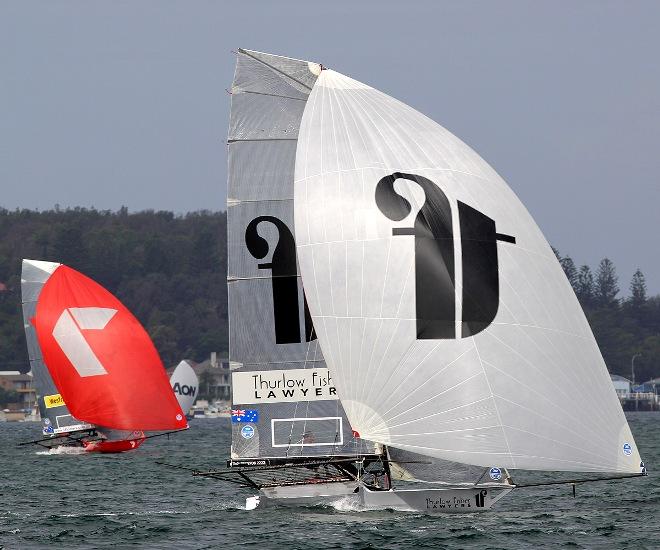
[231,409,259,423]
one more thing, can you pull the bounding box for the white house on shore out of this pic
[610,374,632,397]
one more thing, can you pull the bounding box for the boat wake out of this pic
[327,496,363,513]
[35,445,86,456]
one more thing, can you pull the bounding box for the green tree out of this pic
[629,269,647,308]
[560,255,578,292]
[576,265,595,306]
[596,258,619,307]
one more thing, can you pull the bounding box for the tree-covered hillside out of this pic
[0,208,658,383]
[555,250,660,383]
[0,207,227,370]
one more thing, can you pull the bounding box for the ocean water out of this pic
[1,413,658,549]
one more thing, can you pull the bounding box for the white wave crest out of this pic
[36,445,87,456]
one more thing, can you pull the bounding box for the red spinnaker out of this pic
[34,265,187,431]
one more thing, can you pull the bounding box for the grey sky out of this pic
[2,1,659,293]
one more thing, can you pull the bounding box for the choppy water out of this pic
[1,413,658,549]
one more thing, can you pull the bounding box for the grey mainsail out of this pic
[20,259,93,435]
[227,49,371,460]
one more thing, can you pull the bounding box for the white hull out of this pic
[246,482,513,513]
[359,485,513,513]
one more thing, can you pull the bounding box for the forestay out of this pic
[294,69,643,473]
[227,50,370,460]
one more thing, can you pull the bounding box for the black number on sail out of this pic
[245,216,316,344]
[375,172,515,339]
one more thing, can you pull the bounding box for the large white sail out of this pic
[293,69,642,474]
[227,50,371,460]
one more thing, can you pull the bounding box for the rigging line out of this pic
[239,49,314,91]
[513,473,646,489]
[239,90,308,102]
[227,138,297,143]
[226,198,294,204]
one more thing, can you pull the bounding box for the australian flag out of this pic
[231,409,259,423]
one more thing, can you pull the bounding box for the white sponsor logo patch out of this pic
[232,368,338,405]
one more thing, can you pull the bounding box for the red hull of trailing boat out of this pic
[83,436,145,453]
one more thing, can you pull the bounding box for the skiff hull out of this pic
[359,485,513,513]
[246,483,513,513]
[82,436,145,453]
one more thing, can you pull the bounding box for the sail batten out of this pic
[294,69,642,474]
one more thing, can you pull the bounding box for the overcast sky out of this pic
[2,1,659,293]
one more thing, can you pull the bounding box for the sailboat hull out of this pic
[246,483,513,513]
[359,485,513,513]
[82,436,145,453]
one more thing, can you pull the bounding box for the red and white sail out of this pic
[27,259,187,431]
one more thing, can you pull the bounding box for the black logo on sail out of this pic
[375,172,515,339]
[245,216,316,344]
[475,489,488,507]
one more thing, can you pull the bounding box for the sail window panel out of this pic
[271,417,343,447]
[228,141,297,202]
[232,53,310,100]
[228,93,306,142]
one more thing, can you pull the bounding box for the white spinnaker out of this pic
[170,360,199,414]
[294,69,642,474]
